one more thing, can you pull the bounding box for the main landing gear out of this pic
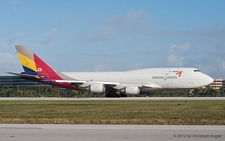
[105,87,127,97]
[105,93,127,98]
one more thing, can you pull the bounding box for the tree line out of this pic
[0,85,224,97]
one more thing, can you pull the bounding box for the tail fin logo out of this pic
[37,68,42,72]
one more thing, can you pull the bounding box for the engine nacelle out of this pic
[87,83,105,93]
[124,86,140,95]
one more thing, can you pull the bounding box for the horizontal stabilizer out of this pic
[7,72,40,78]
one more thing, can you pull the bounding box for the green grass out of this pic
[0,100,224,125]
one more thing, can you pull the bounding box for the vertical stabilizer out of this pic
[15,45,61,80]
[11,45,77,89]
[15,45,37,75]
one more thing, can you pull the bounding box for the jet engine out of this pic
[124,86,140,95]
[86,83,105,93]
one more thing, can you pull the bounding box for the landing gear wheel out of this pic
[105,93,121,98]
[120,93,127,97]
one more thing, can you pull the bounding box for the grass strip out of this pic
[0,100,224,125]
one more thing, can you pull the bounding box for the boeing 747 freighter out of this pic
[8,45,213,97]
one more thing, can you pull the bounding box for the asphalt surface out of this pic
[0,97,225,100]
[0,124,224,141]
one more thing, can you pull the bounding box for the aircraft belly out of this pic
[167,83,177,89]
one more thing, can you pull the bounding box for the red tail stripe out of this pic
[34,54,63,80]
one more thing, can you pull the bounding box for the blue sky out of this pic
[0,0,225,78]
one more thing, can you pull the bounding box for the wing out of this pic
[55,80,120,87]
[54,79,162,93]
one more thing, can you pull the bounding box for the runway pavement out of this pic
[0,124,224,141]
[0,97,225,100]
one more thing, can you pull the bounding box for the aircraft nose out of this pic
[207,76,214,85]
[200,75,214,87]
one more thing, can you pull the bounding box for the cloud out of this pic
[11,0,19,5]
[169,42,189,53]
[102,28,115,36]
[218,59,225,71]
[188,39,225,78]
[161,26,225,38]
[10,0,21,12]
[214,39,225,56]
[183,26,225,37]
[103,9,151,35]
[82,33,108,42]
[211,40,225,75]
[167,42,190,66]
[130,63,143,70]
[167,54,184,66]
[92,64,113,71]
[83,9,151,42]
[194,63,215,77]
[0,53,21,75]
[44,28,58,45]
[8,32,24,45]
[162,27,225,77]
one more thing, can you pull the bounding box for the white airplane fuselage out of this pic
[61,68,213,91]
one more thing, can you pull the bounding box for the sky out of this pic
[0,0,225,78]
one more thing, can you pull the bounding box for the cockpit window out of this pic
[194,70,200,72]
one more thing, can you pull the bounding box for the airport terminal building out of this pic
[210,79,225,90]
[0,76,44,87]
